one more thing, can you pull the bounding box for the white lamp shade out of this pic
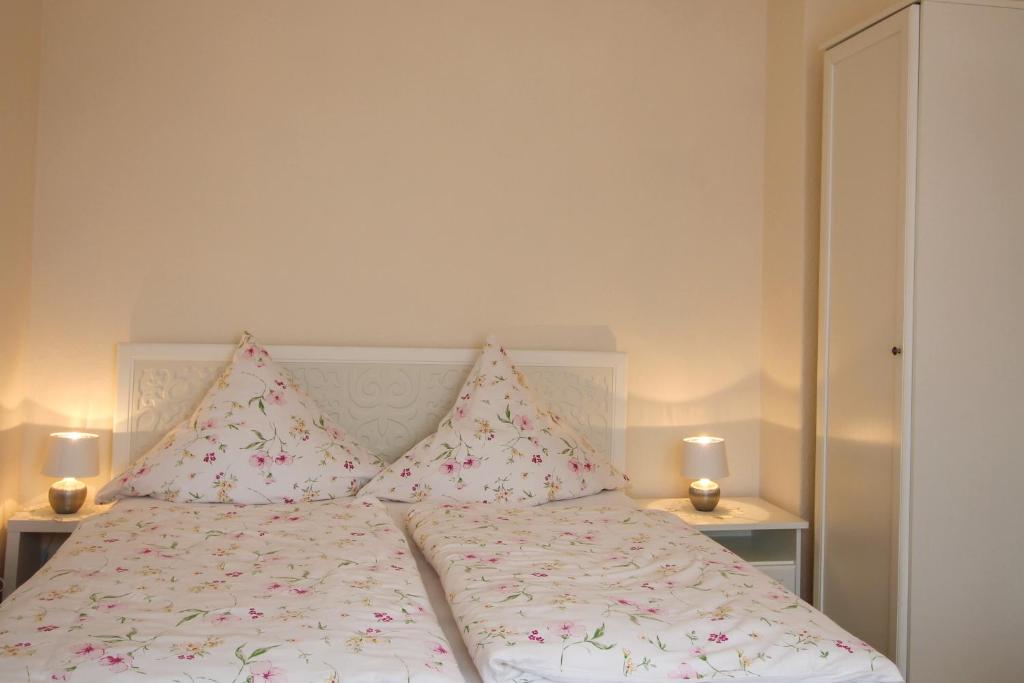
[43,432,100,478]
[681,436,728,479]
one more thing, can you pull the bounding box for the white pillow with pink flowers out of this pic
[359,335,628,505]
[96,332,385,504]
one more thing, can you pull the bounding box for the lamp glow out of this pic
[681,436,728,511]
[44,432,100,514]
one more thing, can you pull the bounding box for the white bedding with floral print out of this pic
[408,502,903,683]
[0,497,461,683]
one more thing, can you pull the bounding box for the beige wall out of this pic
[0,0,41,572]
[16,0,768,503]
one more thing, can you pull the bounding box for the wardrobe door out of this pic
[909,3,1024,681]
[815,6,917,661]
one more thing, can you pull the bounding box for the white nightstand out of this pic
[2,505,109,600]
[634,496,809,594]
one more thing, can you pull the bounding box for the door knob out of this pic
[891,346,902,356]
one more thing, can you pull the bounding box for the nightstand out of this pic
[634,496,809,594]
[2,505,109,600]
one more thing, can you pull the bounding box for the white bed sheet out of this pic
[0,497,462,683]
[383,490,635,683]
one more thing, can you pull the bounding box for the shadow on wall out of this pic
[626,371,761,499]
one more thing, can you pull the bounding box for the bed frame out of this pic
[112,343,628,476]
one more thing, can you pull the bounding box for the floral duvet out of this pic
[408,502,903,683]
[0,497,461,683]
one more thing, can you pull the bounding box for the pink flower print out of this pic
[583,461,594,472]
[268,390,285,405]
[343,460,354,470]
[274,379,286,388]
[203,452,217,463]
[290,587,312,596]
[835,640,854,653]
[73,643,105,658]
[433,644,449,655]
[327,426,344,441]
[531,454,543,464]
[708,632,729,644]
[274,453,293,466]
[462,456,478,469]
[211,613,239,624]
[99,654,131,673]
[374,612,394,622]
[115,566,128,573]
[400,468,411,478]
[454,405,469,420]
[440,460,459,475]
[615,598,635,606]
[549,621,583,638]
[568,459,581,474]
[244,345,258,358]
[36,625,58,632]
[250,662,287,683]
[225,571,243,578]
[248,608,264,619]
[513,414,534,430]
[199,418,217,430]
[249,453,269,468]
[527,629,545,643]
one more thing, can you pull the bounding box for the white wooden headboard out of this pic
[113,343,628,476]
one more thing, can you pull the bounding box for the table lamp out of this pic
[682,436,728,512]
[43,432,100,514]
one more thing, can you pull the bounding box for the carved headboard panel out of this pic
[113,344,628,475]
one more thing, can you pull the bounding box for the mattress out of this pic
[0,497,462,683]
[408,499,904,683]
[383,490,635,683]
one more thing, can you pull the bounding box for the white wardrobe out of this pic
[815,1,1024,681]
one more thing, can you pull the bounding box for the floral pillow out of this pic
[97,332,385,504]
[359,335,628,505]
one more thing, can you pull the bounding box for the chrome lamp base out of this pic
[49,480,87,514]
[688,481,721,512]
